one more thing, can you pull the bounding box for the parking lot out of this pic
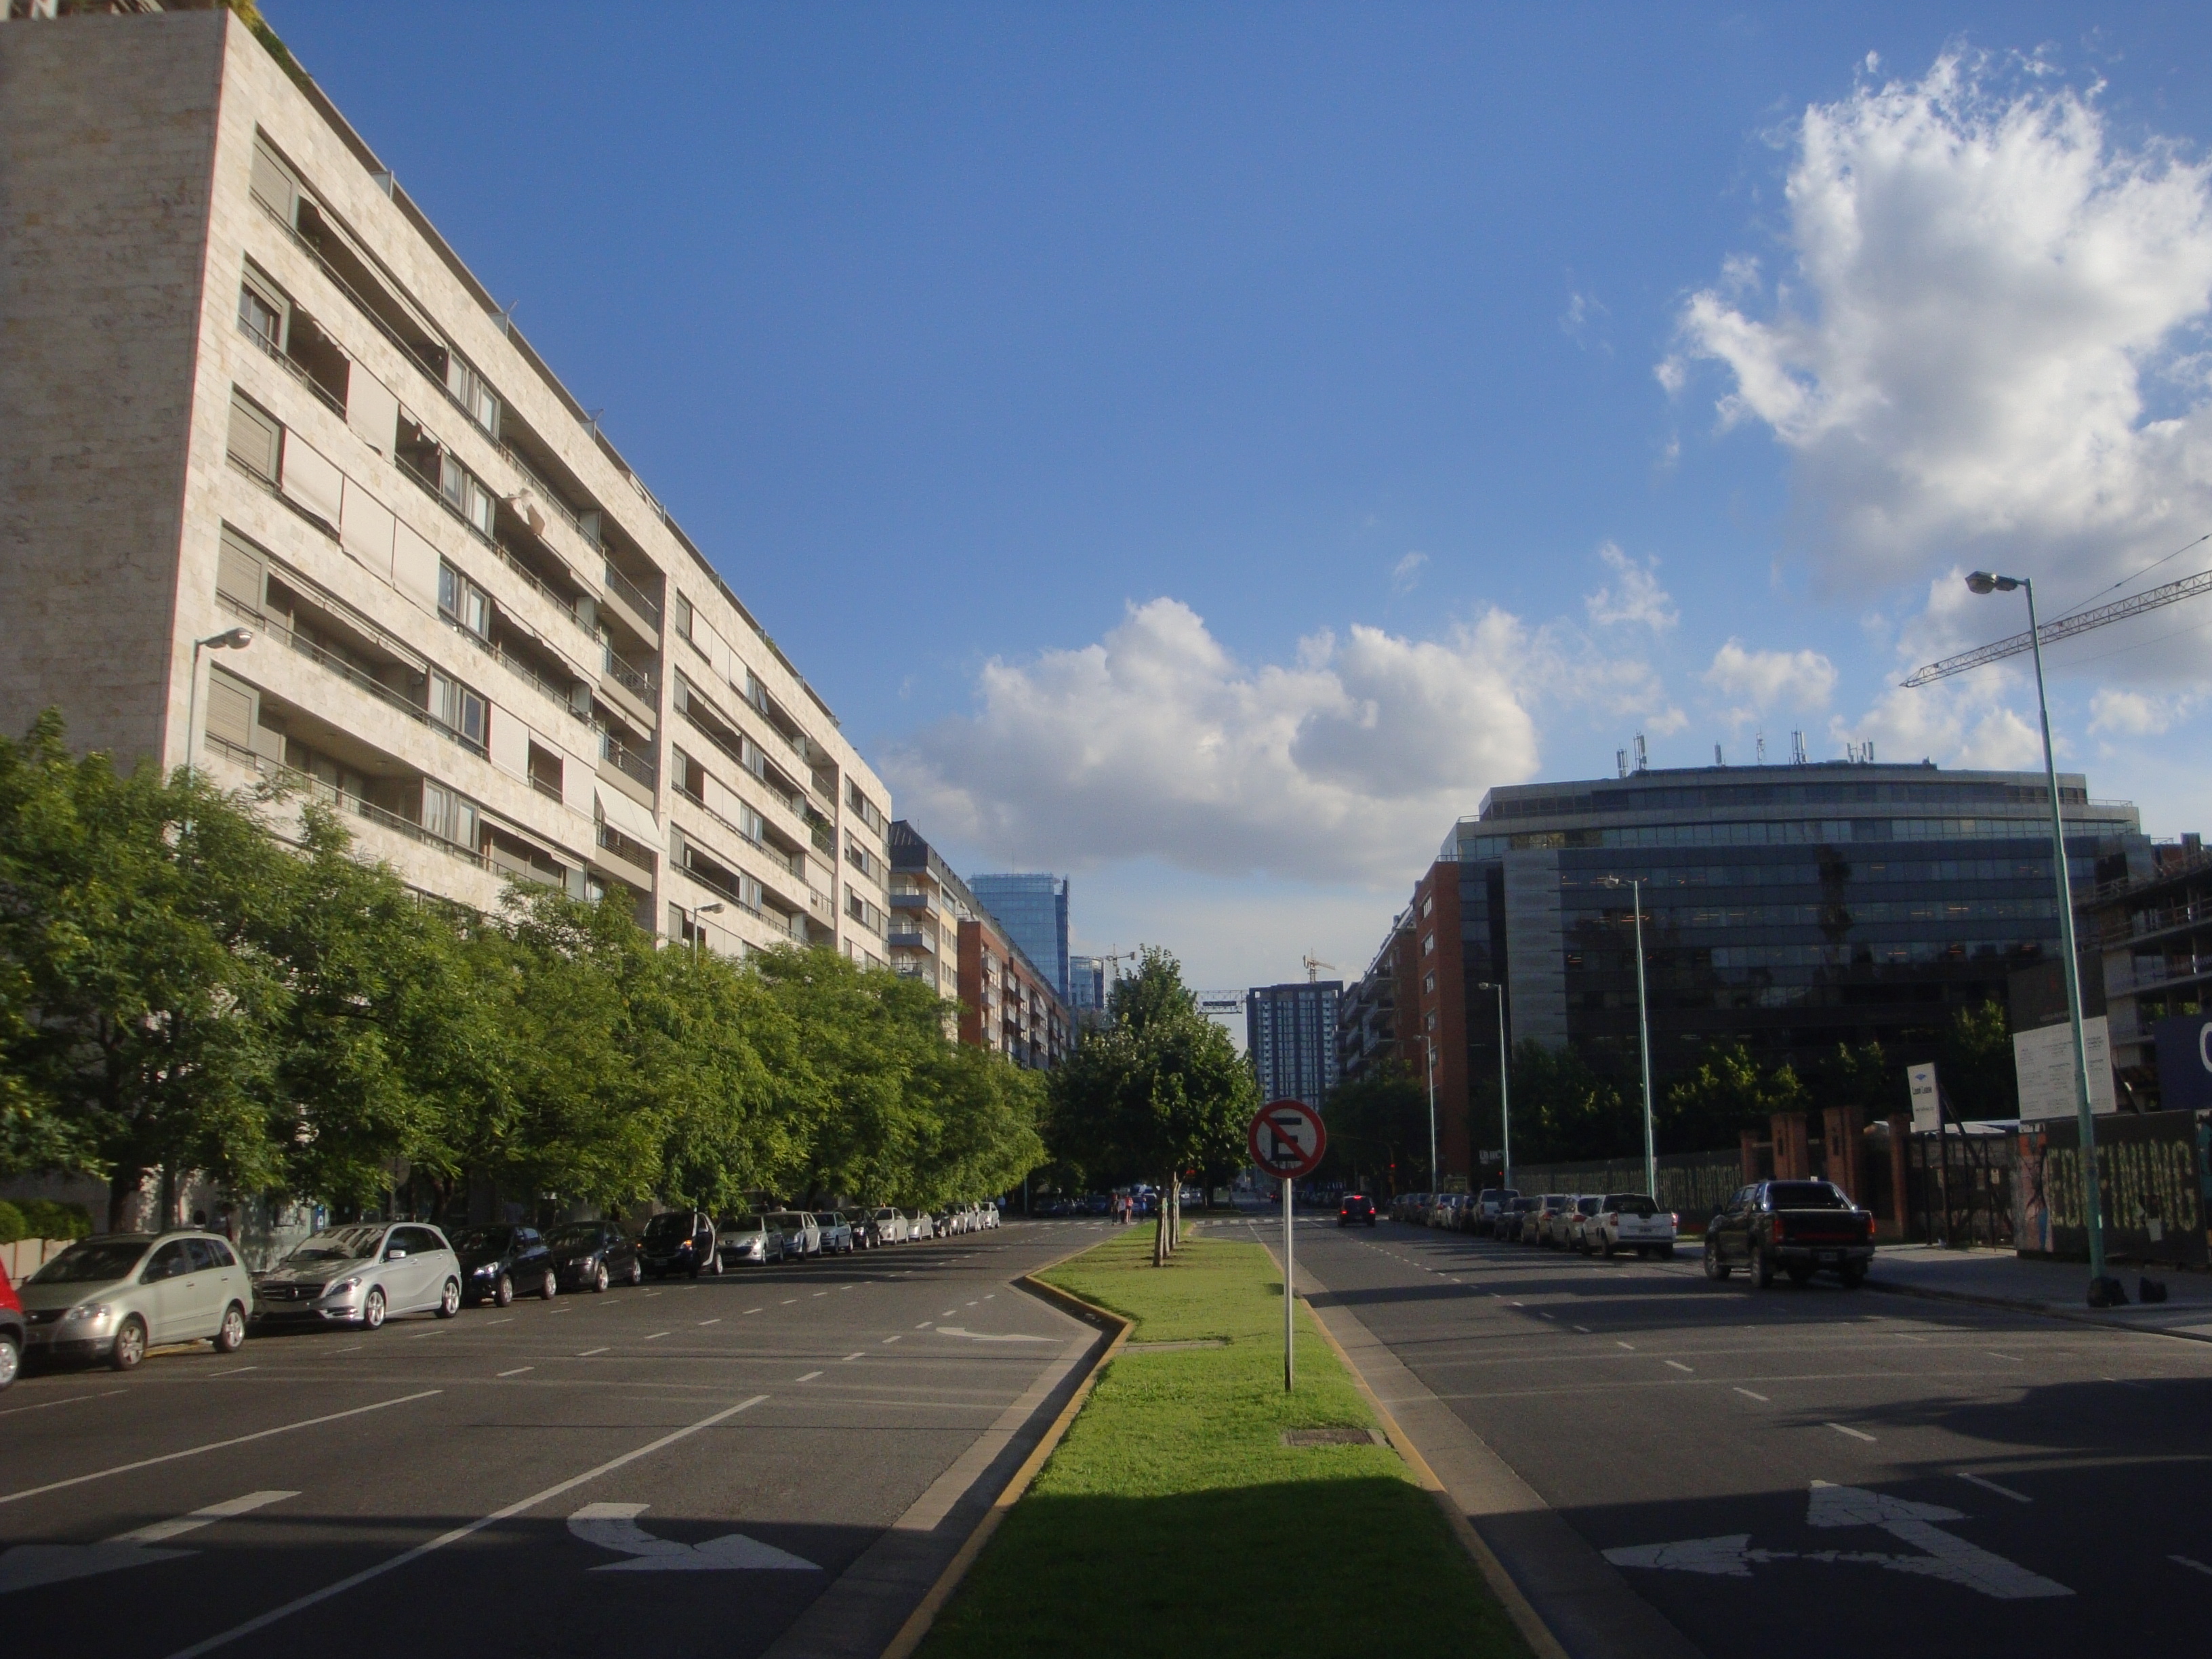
[1,1223,1095,1659]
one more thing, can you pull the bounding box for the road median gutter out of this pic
[903,1231,1530,1659]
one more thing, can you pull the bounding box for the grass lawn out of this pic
[919,1227,1530,1657]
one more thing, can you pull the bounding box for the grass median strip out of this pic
[919,1231,1528,1658]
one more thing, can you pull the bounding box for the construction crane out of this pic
[1904,554,2212,687]
[1301,953,1336,983]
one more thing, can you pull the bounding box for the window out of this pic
[422,781,480,850]
[846,780,885,836]
[672,748,705,804]
[440,453,495,539]
[428,669,487,750]
[445,354,500,438]
[237,268,287,353]
[673,592,695,644]
[1423,972,1435,994]
[527,741,564,802]
[438,562,492,638]
[1421,933,1435,956]
[1422,894,1434,918]
[226,391,281,481]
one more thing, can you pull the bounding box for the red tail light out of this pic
[1864,1213,1877,1242]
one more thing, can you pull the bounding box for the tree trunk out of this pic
[108,1167,146,1233]
[1168,1174,1181,1253]
[1153,1185,1168,1266]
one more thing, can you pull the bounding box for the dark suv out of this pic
[544,1221,642,1292]
[1338,1193,1377,1227]
[1704,1180,1875,1288]
[452,1225,558,1305]
[641,1210,720,1279]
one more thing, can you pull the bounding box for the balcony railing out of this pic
[497,437,600,548]
[602,644,659,700]
[203,731,491,871]
[600,732,658,792]
[237,314,347,421]
[603,560,662,630]
[491,537,592,633]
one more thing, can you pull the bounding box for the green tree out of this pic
[1322,1063,1428,1193]
[1940,1000,2015,1122]
[1660,1041,1807,1152]
[1504,1041,1635,1164]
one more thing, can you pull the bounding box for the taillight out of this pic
[1772,1218,1788,1244]
[1668,1213,1678,1228]
[1864,1213,1877,1242]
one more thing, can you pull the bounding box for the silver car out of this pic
[764,1211,821,1261]
[716,1213,777,1267]
[19,1231,255,1371]
[253,1223,462,1330]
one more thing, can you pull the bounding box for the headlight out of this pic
[325,1277,361,1298]
[64,1303,113,1325]
[472,1263,497,1277]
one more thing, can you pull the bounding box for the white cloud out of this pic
[888,596,1676,886]
[1584,542,1679,632]
[1668,51,2212,614]
[2090,687,2193,736]
[1390,550,1428,595]
[1703,639,1837,721]
[1561,287,1611,352]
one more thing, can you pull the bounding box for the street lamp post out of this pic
[1964,571,2114,1305]
[180,628,253,835]
[1475,981,1512,1191]
[1412,1032,1438,1193]
[1597,875,1658,1198]
[686,900,724,958]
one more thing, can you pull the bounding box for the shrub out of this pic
[0,1200,25,1244]
[18,1199,92,1240]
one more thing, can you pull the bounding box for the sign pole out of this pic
[1282,1174,1294,1393]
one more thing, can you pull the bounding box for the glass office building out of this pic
[968,874,1070,1004]
[1387,760,2148,1179]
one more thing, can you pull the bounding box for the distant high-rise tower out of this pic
[1247,981,1343,1108]
[968,874,1069,1003]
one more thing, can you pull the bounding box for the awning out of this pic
[596,784,661,847]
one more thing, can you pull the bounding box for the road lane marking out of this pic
[548,1308,571,1315]
[743,1308,763,1315]
[840,1352,863,1362]
[813,1292,828,1298]
[497,1367,533,1378]
[916,1322,933,1329]
[1,1490,300,1595]
[115,1490,298,1547]
[408,1330,442,1340]
[1616,1341,1636,1351]
[644,1332,668,1341]
[1987,1351,2025,1363]
[164,1395,770,1657]
[0,1391,441,1509]
[1957,1472,2032,1502]
[0,1389,128,1419]
[796,1370,823,1382]
[1664,1361,1694,1373]
[697,1319,720,1326]
[882,1336,902,1344]
[2173,1555,2212,1578]
[579,1347,609,1357]
[1572,1325,1591,1333]
[479,1317,514,1326]
[568,1502,819,1572]
[1734,1387,1770,1401]
[781,1300,798,1307]
[329,1346,363,1355]
[940,1310,958,1317]
[205,1366,257,1378]
[1827,1422,1877,1442]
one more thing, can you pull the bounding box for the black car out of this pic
[544,1220,642,1292]
[1338,1193,1377,1227]
[640,1210,720,1279]
[451,1225,558,1306]
[1703,1180,1875,1288]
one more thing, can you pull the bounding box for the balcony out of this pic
[602,559,662,634]
[203,731,490,872]
[600,732,658,794]
[223,589,486,759]
[888,926,933,953]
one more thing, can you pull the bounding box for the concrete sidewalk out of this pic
[1869,1242,2212,1343]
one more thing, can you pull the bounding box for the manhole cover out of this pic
[1282,1427,1385,1447]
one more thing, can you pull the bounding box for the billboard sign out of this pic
[2012,1015,2114,1122]
[2018,1109,2205,1267]
[1907,1064,1940,1134]
[2153,1015,2212,1113]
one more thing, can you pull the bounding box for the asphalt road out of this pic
[1290,1214,2212,1659]
[1,1221,1105,1659]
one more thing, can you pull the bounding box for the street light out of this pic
[1475,981,1512,1191]
[180,628,252,835]
[1595,875,1658,1199]
[1411,1031,1439,1193]
[686,900,724,958]
[1964,570,2115,1305]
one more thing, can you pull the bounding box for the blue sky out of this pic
[268,2,2212,988]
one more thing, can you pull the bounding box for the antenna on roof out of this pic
[1756,732,1767,766]
[1633,733,1648,773]
[1790,730,1808,765]
[1714,742,1724,766]
[1616,747,1629,779]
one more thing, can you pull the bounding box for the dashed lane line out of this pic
[1734,1387,1769,1401]
[497,1367,533,1378]
[1827,1422,1877,1443]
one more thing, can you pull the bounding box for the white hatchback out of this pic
[20,1232,256,1370]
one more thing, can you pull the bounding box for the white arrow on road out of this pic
[567,1503,821,1572]
[0,1490,297,1596]
[1603,1483,2070,1601]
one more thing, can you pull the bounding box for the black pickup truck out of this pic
[1703,1180,1875,1289]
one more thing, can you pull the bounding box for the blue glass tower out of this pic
[969,874,1069,1004]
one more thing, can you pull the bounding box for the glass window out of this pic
[238,277,285,352]
[445,355,501,437]
[142,1242,192,1282]
[184,1238,224,1272]
[438,562,491,637]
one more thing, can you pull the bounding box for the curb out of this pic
[1865,1275,2212,1347]
[876,1250,1132,1659]
[1298,1291,1572,1659]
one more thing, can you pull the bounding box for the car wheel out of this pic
[1703,1237,1731,1281]
[1601,1236,1616,1258]
[437,1277,462,1319]
[493,1273,514,1309]
[362,1288,387,1330]
[0,1333,17,1391]
[110,1315,147,1372]
[539,1268,558,1300]
[594,1261,611,1293]
[213,1303,248,1353]
[1751,1246,1775,1290]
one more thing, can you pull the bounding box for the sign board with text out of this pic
[1907,1064,1939,1134]
[2012,1015,2115,1122]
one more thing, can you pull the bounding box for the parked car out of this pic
[1498,1196,1540,1242]
[764,1211,821,1261]
[859,1208,907,1247]
[1704,1181,1875,1288]
[546,1220,642,1290]
[452,1225,558,1306]
[1559,1195,1605,1250]
[979,1201,1002,1229]
[1338,1193,1378,1227]
[1584,1193,1678,1259]
[1427,1194,1460,1229]
[715,1214,777,1266]
[816,1211,857,1254]
[22,1231,255,1370]
[1473,1189,1519,1237]
[640,1210,721,1278]
[0,1260,22,1390]
[253,1223,461,1332]
[909,1211,937,1242]
[1525,1194,1570,1245]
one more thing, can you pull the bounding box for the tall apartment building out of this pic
[1337,914,1412,1085]
[1069,955,1109,1017]
[1248,981,1343,1108]
[968,874,1070,1003]
[888,823,1071,1069]
[0,9,892,964]
[1361,760,2146,1183]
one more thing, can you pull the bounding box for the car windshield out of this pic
[28,1238,150,1285]
[1769,1182,1849,1209]
[451,1227,513,1255]
[282,1227,384,1265]
[724,1215,763,1231]
[545,1224,603,1248]
[1578,1198,1603,1214]
[876,1209,899,1219]
[1511,1198,1537,1212]
[644,1214,694,1237]
[766,1212,802,1227]
[1542,1195,1568,1207]
[1607,1195,1657,1216]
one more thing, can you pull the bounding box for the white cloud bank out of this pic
[888,594,1681,886]
[1704,639,1837,722]
[1584,542,1678,632]
[1666,52,2212,604]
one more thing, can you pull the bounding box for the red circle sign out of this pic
[1248,1099,1328,1180]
